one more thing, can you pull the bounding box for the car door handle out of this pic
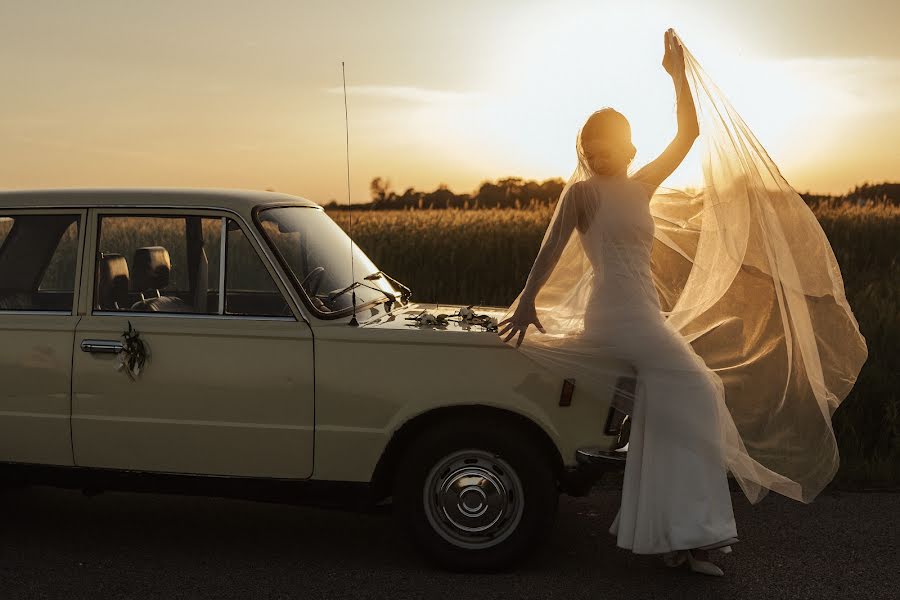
[80,339,124,354]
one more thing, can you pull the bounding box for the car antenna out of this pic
[342,61,359,327]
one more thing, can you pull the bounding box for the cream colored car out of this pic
[0,189,630,570]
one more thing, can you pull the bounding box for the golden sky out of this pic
[1,0,897,202]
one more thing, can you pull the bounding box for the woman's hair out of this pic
[579,108,636,176]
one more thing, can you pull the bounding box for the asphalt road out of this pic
[0,481,896,600]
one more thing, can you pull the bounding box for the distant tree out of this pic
[850,182,899,204]
[476,181,504,208]
[421,184,469,209]
[540,178,566,204]
[369,177,394,207]
[345,176,900,210]
[800,181,899,206]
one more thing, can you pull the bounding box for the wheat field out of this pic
[330,202,900,489]
[2,201,897,487]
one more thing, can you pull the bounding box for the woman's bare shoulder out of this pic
[564,180,593,204]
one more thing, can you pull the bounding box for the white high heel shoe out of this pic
[687,551,724,577]
[663,550,724,577]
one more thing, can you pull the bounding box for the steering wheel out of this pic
[300,267,326,297]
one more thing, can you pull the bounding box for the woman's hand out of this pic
[662,28,685,80]
[498,301,545,347]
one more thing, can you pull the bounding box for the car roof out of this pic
[0,188,322,213]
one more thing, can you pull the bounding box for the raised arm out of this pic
[499,184,584,346]
[632,29,699,193]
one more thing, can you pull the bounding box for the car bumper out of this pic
[559,379,633,497]
[560,443,628,497]
[576,444,629,467]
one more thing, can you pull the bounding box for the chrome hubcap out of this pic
[423,449,524,549]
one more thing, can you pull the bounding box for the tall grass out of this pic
[330,207,552,306]
[330,202,900,488]
[808,200,900,488]
[3,202,896,487]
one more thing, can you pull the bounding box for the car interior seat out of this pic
[97,253,130,310]
[130,246,192,313]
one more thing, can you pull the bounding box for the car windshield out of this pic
[257,206,398,316]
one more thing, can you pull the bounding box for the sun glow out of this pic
[438,3,866,192]
[348,1,898,197]
[0,1,895,199]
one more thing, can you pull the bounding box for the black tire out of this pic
[394,417,558,572]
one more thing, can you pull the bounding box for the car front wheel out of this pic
[394,419,558,571]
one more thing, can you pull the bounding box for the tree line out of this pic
[321,177,566,210]
[802,182,899,206]
[319,178,898,210]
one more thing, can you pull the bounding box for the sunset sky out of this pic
[1,1,897,203]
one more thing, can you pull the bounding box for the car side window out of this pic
[0,214,80,312]
[95,215,221,314]
[225,220,292,317]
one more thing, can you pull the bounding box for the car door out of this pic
[0,209,85,466]
[72,207,315,479]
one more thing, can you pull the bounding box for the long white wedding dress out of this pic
[577,176,737,553]
[501,33,867,554]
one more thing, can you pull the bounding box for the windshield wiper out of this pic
[327,270,411,316]
[365,270,412,304]
[327,279,399,311]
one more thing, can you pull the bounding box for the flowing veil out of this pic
[502,33,868,504]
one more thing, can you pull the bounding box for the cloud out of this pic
[324,85,478,103]
[780,57,900,114]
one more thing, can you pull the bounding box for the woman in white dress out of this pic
[499,30,867,576]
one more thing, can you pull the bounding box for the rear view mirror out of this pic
[277,221,300,234]
[259,216,299,234]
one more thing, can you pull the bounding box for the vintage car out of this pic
[0,189,630,570]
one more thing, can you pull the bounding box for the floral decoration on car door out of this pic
[117,321,149,380]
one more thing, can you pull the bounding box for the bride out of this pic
[499,29,867,576]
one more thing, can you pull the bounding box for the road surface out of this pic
[0,482,895,599]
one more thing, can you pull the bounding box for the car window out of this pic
[225,220,292,318]
[0,214,81,312]
[40,221,81,293]
[95,215,221,314]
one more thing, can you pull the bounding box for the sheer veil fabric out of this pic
[502,34,868,504]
